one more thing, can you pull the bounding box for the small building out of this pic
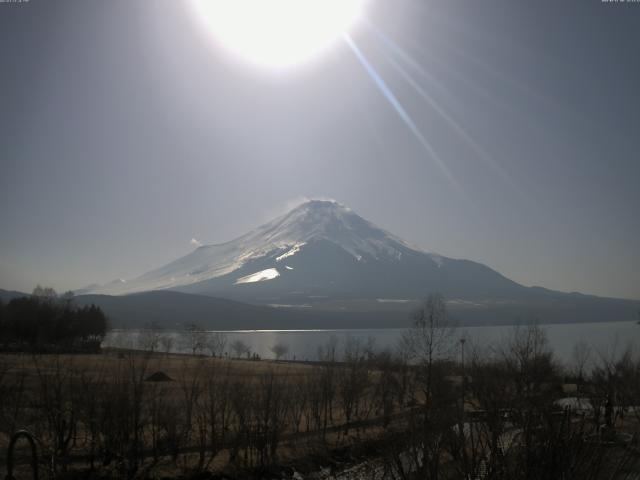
[145,371,173,382]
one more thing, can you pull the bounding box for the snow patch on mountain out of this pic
[276,243,305,261]
[430,254,444,267]
[235,268,280,285]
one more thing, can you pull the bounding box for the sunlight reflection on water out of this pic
[104,321,639,364]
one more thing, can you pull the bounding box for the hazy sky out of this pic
[1,0,639,300]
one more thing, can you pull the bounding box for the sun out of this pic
[190,0,366,68]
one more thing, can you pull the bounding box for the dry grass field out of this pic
[0,348,407,478]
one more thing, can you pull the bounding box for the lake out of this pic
[103,320,640,365]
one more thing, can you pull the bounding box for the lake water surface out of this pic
[104,320,639,365]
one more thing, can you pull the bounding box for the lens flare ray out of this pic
[363,21,457,106]
[379,48,522,196]
[344,34,462,194]
[364,22,534,204]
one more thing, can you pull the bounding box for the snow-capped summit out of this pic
[246,200,420,261]
[82,200,428,296]
[80,199,521,305]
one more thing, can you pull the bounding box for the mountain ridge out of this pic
[72,200,639,325]
[2,288,638,329]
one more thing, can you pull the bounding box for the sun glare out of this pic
[190,0,366,68]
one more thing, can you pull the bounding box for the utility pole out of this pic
[460,337,466,417]
[459,337,468,475]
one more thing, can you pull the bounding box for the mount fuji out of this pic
[79,200,639,326]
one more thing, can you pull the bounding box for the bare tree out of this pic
[76,359,109,470]
[0,357,27,437]
[616,349,640,424]
[589,343,634,433]
[372,349,399,427]
[176,358,204,471]
[201,361,234,467]
[137,327,160,352]
[253,369,290,465]
[269,342,289,361]
[159,334,174,354]
[501,323,556,399]
[288,373,309,434]
[230,339,250,359]
[186,324,207,356]
[32,284,58,301]
[304,369,324,434]
[464,343,611,480]
[316,336,340,438]
[402,293,454,403]
[571,339,592,382]
[206,332,228,358]
[339,336,370,433]
[32,355,78,473]
[385,294,460,480]
[317,335,339,362]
